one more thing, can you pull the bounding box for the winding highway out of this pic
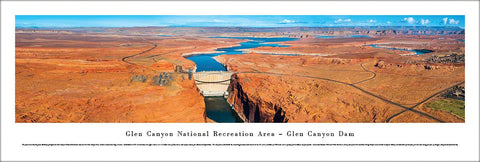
[235,63,463,123]
[385,81,465,122]
[352,63,377,85]
[121,40,158,65]
[120,39,463,123]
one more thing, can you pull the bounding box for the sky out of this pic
[15,15,465,28]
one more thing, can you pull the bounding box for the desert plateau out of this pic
[15,15,465,123]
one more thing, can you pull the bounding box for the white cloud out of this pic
[387,21,391,24]
[442,17,448,25]
[334,19,351,23]
[420,19,430,25]
[402,17,415,24]
[213,19,225,23]
[280,19,295,23]
[368,19,376,23]
[402,17,416,24]
[449,18,460,25]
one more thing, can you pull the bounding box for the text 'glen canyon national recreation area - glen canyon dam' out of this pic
[15,15,465,123]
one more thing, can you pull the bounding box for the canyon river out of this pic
[365,44,434,55]
[186,37,297,122]
[186,37,435,122]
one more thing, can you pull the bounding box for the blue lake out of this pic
[365,44,434,55]
[185,37,297,123]
[186,37,297,72]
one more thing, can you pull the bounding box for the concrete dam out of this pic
[193,71,233,97]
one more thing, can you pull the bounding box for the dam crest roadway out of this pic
[193,71,233,97]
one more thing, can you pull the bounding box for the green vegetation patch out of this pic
[426,98,465,119]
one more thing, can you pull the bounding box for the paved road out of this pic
[122,43,462,122]
[352,63,377,85]
[385,81,465,122]
[235,63,463,123]
[121,43,158,65]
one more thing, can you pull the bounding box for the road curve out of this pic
[352,63,377,85]
[121,44,158,65]
[385,81,465,123]
[234,71,449,123]
[137,42,460,123]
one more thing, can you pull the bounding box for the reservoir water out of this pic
[365,44,434,55]
[185,37,297,123]
[186,36,432,122]
[186,37,297,72]
[315,35,434,55]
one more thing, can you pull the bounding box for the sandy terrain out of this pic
[15,31,241,122]
[215,32,464,123]
[15,27,465,123]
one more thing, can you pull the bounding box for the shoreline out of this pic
[181,41,247,58]
[242,49,333,56]
[211,35,296,38]
[181,50,224,57]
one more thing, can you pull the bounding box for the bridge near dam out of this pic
[193,71,234,97]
